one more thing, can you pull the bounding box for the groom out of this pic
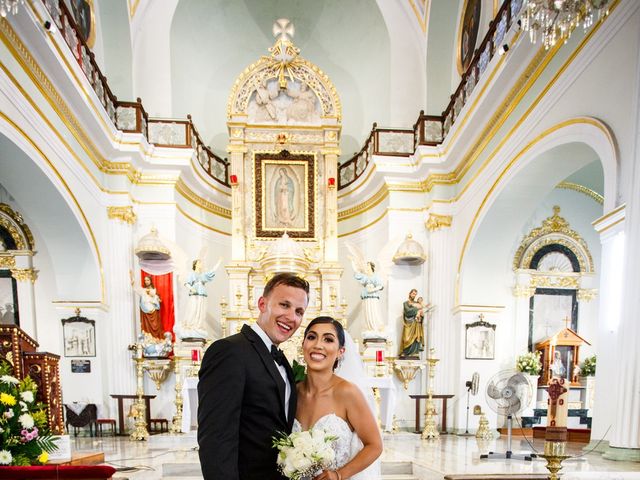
[198,273,310,479]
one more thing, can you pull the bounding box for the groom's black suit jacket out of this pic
[198,325,296,480]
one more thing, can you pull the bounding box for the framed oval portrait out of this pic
[68,0,96,48]
[457,0,481,75]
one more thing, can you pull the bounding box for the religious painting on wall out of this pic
[254,151,315,239]
[465,317,496,360]
[457,0,481,74]
[0,271,19,326]
[528,288,577,350]
[62,315,96,357]
[65,0,96,48]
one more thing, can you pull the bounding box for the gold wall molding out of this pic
[338,208,388,238]
[407,0,427,33]
[0,256,16,269]
[426,214,452,231]
[11,267,37,282]
[529,273,580,289]
[176,204,231,236]
[338,185,388,221]
[107,206,137,224]
[557,181,604,205]
[175,179,231,219]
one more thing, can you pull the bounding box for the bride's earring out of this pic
[335,355,344,371]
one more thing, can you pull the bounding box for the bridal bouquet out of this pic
[0,362,57,465]
[273,428,337,480]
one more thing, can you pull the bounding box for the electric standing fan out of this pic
[462,372,480,435]
[480,370,536,461]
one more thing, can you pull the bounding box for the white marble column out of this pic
[604,200,640,459]
[103,207,137,415]
[426,214,456,397]
[228,143,247,262]
[11,254,37,338]
[323,148,339,262]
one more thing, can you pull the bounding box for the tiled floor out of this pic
[69,431,640,479]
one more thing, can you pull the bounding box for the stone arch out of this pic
[458,117,616,304]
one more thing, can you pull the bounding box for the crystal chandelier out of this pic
[521,0,612,50]
[0,0,25,17]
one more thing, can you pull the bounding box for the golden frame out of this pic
[68,0,96,48]
[456,0,481,75]
[254,150,315,239]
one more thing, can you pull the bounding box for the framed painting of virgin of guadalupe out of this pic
[457,0,481,74]
[254,150,315,239]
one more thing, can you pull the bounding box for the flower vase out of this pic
[579,375,595,412]
[521,373,539,417]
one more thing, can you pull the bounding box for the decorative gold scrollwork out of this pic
[11,268,37,282]
[426,214,452,232]
[107,206,137,225]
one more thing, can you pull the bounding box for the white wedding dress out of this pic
[292,414,380,480]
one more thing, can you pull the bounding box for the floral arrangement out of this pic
[273,428,337,480]
[515,351,542,375]
[0,362,57,465]
[579,355,596,376]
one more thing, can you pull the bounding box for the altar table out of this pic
[181,377,199,433]
[409,394,454,434]
[110,394,156,435]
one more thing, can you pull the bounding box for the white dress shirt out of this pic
[251,323,291,419]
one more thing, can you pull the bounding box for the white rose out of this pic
[18,413,34,429]
[20,391,34,403]
[19,401,28,412]
[291,450,311,471]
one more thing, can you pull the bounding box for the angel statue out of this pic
[175,258,221,340]
[346,242,386,338]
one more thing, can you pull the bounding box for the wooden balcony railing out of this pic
[41,0,229,187]
[339,0,524,190]
[40,0,521,191]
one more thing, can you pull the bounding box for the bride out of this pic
[294,316,382,480]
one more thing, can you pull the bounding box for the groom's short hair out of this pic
[262,272,309,298]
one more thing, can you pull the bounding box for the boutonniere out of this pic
[291,360,306,383]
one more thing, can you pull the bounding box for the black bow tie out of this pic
[271,345,286,366]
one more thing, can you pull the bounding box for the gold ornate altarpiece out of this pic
[223,21,344,347]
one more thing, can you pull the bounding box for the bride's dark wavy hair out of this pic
[304,316,345,370]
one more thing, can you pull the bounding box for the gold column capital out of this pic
[107,206,137,225]
[426,214,452,231]
[11,268,37,283]
[320,147,341,156]
[513,284,536,298]
[227,144,248,154]
[577,288,598,302]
